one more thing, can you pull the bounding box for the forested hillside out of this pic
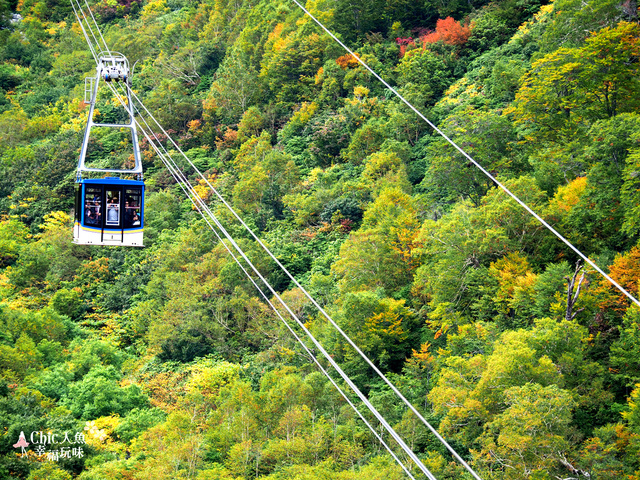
[1,0,640,478]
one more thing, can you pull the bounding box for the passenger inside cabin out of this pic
[85,207,100,226]
[107,205,119,223]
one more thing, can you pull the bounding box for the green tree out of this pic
[127,411,206,480]
[419,107,521,207]
[232,147,300,230]
[27,463,72,480]
[0,217,28,267]
[361,148,411,197]
[539,0,636,52]
[396,47,451,109]
[610,306,640,388]
[333,187,419,295]
[144,190,182,242]
[412,177,550,325]
[477,383,576,479]
[62,365,148,420]
[577,424,626,480]
[204,47,262,123]
[0,333,44,379]
[430,318,590,449]
[260,27,329,106]
[144,78,201,132]
[510,22,640,143]
[621,129,640,238]
[335,292,419,372]
[6,212,85,292]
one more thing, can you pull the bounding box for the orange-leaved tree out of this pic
[421,17,471,47]
[596,246,640,313]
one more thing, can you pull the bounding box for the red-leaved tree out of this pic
[421,17,471,47]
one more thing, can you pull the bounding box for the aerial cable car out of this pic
[73,52,145,247]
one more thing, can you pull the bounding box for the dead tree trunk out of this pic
[565,260,586,321]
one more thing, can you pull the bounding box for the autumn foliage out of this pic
[4,0,640,478]
[335,53,360,69]
[421,17,472,47]
[598,247,640,311]
[395,37,415,57]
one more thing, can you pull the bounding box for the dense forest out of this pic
[1,0,640,478]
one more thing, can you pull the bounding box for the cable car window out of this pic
[124,188,142,228]
[84,186,102,226]
[106,189,121,226]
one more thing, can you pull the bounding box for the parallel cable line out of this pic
[72,0,640,475]
[137,109,437,480]
[288,0,640,310]
[66,3,600,478]
[104,79,422,479]
[127,85,481,480]
[70,0,99,62]
[70,3,432,468]
[146,127,420,480]
[82,0,112,57]
[71,1,467,474]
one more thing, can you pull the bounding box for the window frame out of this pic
[123,187,143,229]
[83,185,104,228]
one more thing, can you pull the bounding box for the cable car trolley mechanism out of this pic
[74,52,145,247]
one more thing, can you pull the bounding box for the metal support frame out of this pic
[77,52,143,178]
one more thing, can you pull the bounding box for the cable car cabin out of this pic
[74,178,144,247]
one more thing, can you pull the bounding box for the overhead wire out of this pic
[287,0,640,310]
[70,0,99,62]
[126,81,483,480]
[104,80,423,479]
[81,0,112,58]
[71,0,640,473]
[135,105,437,480]
[88,11,480,472]
[149,137,421,480]
[69,1,634,478]
[71,4,438,471]
[71,1,472,477]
